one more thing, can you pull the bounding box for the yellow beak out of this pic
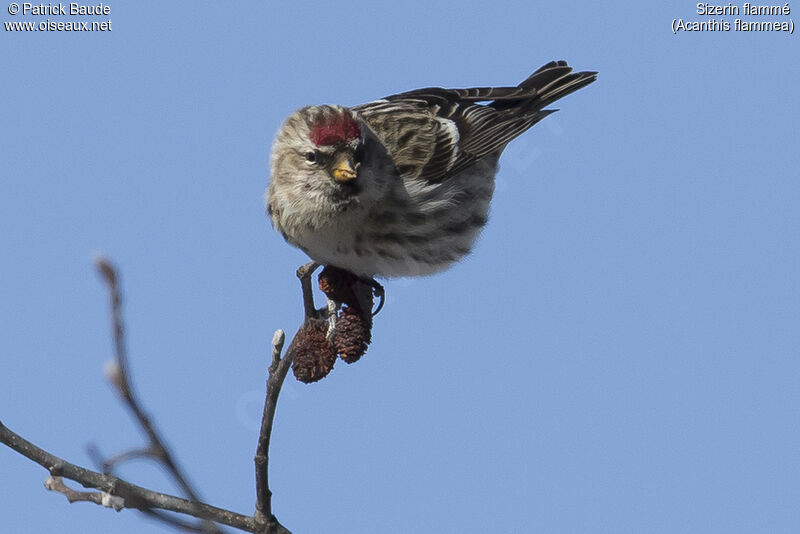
[331,154,358,183]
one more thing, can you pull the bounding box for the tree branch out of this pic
[0,420,256,531]
[95,255,223,533]
[296,261,320,318]
[95,256,208,499]
[44,476,124,510]
[253,261,320,534]
[0,258,327,533]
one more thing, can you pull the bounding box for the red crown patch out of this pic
[310,112,361,146]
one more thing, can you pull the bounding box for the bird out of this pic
[267,60,596,281]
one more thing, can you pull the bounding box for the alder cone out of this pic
[291,319,336,383]
[318,266,359,303]
[318,265,374,363]
[332,305,372,364]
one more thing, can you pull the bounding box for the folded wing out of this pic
[354,60,597,182]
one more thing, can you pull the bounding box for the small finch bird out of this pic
[267,60,596,279]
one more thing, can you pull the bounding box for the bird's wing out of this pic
[353,61,597,182]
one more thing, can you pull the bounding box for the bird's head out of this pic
[268,104,399,238]
[268,105,374,234]
[269,104,364,210]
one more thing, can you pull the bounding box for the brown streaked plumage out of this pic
[267,60,597,278]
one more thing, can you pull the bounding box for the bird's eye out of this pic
[305,151,317,163]
[353,144,363,164]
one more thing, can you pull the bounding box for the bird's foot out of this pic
[364,278,385,316]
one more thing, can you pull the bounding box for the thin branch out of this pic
[45,476,124,510]
[95,255,222,533]
[253,262,319,534]
[0,421,256,531]
[253,331,291,534]
[1,259,322,534]
[140,509,219,533]
[296,261,320,318]
[95,256,205,496]
[87,444,154,473]
[88,444,221,533]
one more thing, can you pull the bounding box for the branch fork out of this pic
[0,257,327,534]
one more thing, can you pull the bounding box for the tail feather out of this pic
[491,60,597,114]
[533,70,598,110]
[518,60,575,91]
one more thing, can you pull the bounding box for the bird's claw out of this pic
[368,279,385,316]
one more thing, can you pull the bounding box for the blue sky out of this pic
[2,2,799,533]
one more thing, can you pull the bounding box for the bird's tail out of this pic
[522,60,598,109]
[493,60,598,114]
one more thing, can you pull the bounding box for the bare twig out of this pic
[95,255,223,533]
[296,261,320,318]
[87,444,153,473]
[253,330,291,534]
[253,262,320,534]
[0,259,322,533]
[45,476,124,510]
[87,444,222,533]
[140,509,217,533]
[0,421,256,531]
[95,256,205,496]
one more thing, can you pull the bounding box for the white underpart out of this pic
[289,158,497,278]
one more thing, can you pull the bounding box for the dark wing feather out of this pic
[353,60,597,182]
